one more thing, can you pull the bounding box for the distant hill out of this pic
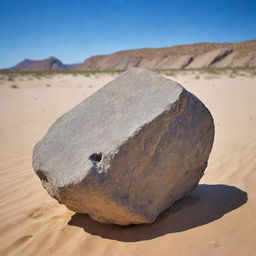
[77,40,256,70]
[5,40,256,71]
[9,57,68,71]
[65,63,82,70]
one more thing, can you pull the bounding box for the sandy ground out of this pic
[0,72,255,256]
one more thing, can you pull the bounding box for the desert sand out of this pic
[0,71,255,256]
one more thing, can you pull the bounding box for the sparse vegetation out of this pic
[0,67,255,80]
[46,84,51,87]
[11,84,19,89]
[205,75,215,79]
[0,69,124,78]
[160,67,256,78]
[160,70,176,77]
[8,76,14,81]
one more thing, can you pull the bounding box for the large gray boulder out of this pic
[33,68,214,225]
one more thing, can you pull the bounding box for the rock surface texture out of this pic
[33,68,215,225]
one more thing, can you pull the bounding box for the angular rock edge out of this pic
[32,68,215,225]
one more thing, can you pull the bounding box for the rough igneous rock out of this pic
[32,68,214,225]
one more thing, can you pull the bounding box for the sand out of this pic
[0,71,255,256]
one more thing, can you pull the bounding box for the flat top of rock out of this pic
[33,68,183,186]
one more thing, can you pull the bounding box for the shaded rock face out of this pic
[33,68,214,225]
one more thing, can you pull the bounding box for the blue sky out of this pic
[0,0,255,68]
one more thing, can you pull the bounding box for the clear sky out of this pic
[0,0,256,68]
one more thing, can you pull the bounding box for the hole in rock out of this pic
[89,153,102,162]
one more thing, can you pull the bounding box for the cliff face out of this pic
[76,40,256,70]
[9,57,68,71]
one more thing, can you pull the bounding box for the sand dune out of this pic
[0,71,255,255]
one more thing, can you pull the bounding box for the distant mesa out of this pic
[5,40,256,71]
[9,57,68,71]
[78,40,256,70]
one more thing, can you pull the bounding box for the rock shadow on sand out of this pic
[68,184,247,242]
